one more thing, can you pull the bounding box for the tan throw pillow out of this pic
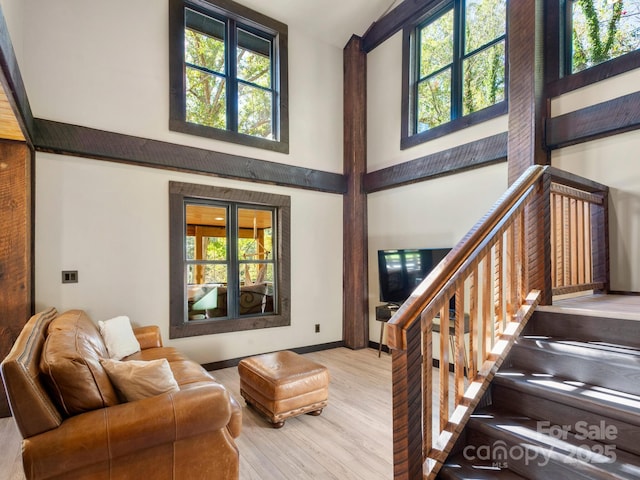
[98,316,141,360]
[100,358,179,402]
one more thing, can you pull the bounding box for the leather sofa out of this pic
[1,308,242,479]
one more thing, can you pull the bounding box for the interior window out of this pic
[169,182,290,338]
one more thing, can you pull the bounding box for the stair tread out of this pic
[439,453,527,479]
[495,368,640,426]
[468,407,640,479]
[517,336,640,366]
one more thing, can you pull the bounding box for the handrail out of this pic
[387,164,545,352]
[387,164,610,480]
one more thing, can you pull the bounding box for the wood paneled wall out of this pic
[0,140,33,417]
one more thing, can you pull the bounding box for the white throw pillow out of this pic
[100,358,179,402]
[98,316,141,360]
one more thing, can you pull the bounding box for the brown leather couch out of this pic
[1,308,242,479]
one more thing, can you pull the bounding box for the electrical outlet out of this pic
[62,270,78,284]
[315,324,320,333]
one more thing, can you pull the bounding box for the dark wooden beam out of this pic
[342,36,368,349]
[507,0,551,305]
[362,0,439,53]
[365,132,507,193]
[0,141,33,417]
[0,4,34,144]
[546,91,640,149]
[32,119,346,194]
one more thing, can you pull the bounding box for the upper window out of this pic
[566,0,640,74]
[169,0,289,153]
[169,182,291,338]
[402,0,507,148]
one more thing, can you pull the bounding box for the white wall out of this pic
[0,0,24,62]
[35,154,344,364]
[366,32,509,342]
[17,0,345,363]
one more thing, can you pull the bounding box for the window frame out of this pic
[401,0,508,150]
[548,0,640,96]
[169,181,291,338]
[169,0,289,154]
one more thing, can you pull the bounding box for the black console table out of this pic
[375,304,398,357]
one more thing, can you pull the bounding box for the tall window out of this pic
[402,0,507,148]
[169,182,290,338]
[169,0,289,153]
[566,0,640,74]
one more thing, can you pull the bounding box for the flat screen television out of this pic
[378,248,451,305]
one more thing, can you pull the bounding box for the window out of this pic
[169,0,289,153]
[565,0,640,74]
[169,182,290,338]
[402,0,507,148]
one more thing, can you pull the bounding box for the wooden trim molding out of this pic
[33,118,346,194]
[364,132,508,193]
[0,5,33,144]
[546,91,640,149]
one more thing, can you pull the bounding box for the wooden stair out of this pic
[438,308,640,479]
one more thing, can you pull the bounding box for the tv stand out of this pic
[375,303,399,357]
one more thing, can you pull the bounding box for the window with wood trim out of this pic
[169,182,290,338]
[564,0,640,74]
[169,0,289,153]
[402,0,507,149]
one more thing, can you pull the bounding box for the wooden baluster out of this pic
[422,310,433,459]
[468,268,478,379]
[570,197,578,285]
[440,305,449,433]
[506,222,517,321]
[563,196,571,286]
[454,284,465,404]
[483,252,492,356]
[584,203,594,283]
[494,239,503,337]
[577,199,585,284]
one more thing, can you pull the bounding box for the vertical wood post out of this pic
[507,0,552,304]
[392,321,423,480]
[0,140,33,417]
[343,35,368,349]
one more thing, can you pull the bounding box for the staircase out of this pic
[439,307,640,479]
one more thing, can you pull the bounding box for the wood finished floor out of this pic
[0,347,394,480]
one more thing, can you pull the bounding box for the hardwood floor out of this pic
[0,347,394,480]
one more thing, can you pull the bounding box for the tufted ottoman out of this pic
[238,350,329,428]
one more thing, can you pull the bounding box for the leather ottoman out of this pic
[238,350,329,428]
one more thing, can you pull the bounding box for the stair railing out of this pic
[386,165,609,480]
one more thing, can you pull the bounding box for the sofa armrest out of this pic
[133,325,163,349]
[23,383,232,478]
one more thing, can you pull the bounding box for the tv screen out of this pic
[378,248,451,305]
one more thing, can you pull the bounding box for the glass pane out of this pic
[186,236,195,260]
[237,28,272,88]
[465,0,506,54]
[419,9,454,79]
[186,67,226,128]
[462,41,505,115]
[416,68,452,132]
[238,264,274,315]
[572,0,640,73]
[185,204,228,260]
[187,267,228,320]
[237,208,273,261]
[185,10,225,73]
[238,84,273,138]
